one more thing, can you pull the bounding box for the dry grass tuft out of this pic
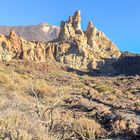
[94,82,112,93]
[0,111,55,140]
[72,117,102,139]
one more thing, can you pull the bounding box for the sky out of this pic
[0,0,140,53]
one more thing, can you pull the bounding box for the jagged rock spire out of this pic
[8,29,21,44]
[9,30,17,38]
[59,10,83,41]
[87,21,94,33]
[68,16,72,23]
[72,10,82,31]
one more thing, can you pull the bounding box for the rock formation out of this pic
[86,21,120,59]
[46,10,121,72]
[72,10,82,31]
[58,10,84,41]
[0,10,122,74]
[0,30,46,61]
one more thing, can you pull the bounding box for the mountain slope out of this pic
[114,52,140,75]
[0,23,60,42]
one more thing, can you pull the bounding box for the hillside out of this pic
[0,60,139,139]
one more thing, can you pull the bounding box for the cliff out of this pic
[46,10,121,72]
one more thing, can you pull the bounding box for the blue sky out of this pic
[0,0,140,53]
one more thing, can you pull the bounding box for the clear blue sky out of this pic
[0,0,140,53]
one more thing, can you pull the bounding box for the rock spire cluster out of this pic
[0,10,121,74]
[49,10,121,71]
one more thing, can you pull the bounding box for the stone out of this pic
[68,16,73,23]
[58,21,75,41]
[86,21,94,34]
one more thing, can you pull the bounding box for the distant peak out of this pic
[39,23,50,27]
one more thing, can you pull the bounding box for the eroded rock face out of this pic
[58,10,83,41]
[47,10,121,71]
[72,10,82,31]
[86,21,120,59]
[0,30,46,61]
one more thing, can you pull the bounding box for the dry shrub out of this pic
[0,72,16,91]
[20,73,33,80]
[0,72,11,85]
[0,111,55,140]
[94,82,112,93]
[72,117,102,139]
[113,89,123,95]
[31,80,56,99]
[0,70,28,92]
[134,101,140,106]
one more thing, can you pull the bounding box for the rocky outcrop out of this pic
[0,10,122,74]
[86,21,120,59]
[46,10,121,71]
[114,52,140,75]
[72,10,82,31]
[0,30,46,61]
[58,10,84,41]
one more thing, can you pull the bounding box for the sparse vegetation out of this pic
[94,82,113,93]
[0,61,139,140]
[134,101,140,106]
